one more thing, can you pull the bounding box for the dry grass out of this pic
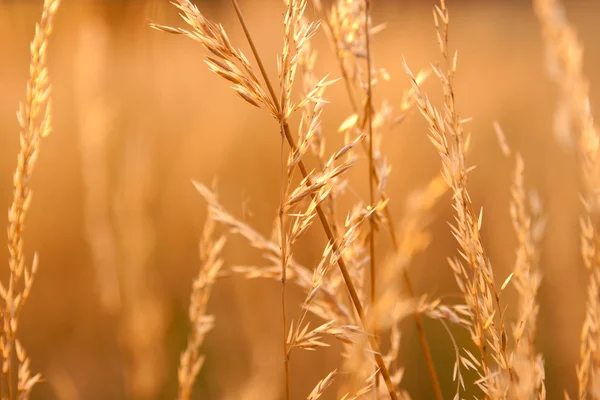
[3,0,60,398]
[2,0,600,399]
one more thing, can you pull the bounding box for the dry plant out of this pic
[405,3,512,396]
[496,123,547,399]
[533,0,600,398]
[508,152,546,399]
[3,0,60,398]
[8,0,600,398]
[405,0,547,398]
[2,0,589,398]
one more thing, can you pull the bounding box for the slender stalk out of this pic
[279,132,292,400]
[313,3,442,398]
[364,1,381,395]
[365,0,377,315]
[230,1,398,398]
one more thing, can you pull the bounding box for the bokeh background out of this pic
[0,0,599,398]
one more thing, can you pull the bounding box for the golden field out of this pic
[0,0,599,399]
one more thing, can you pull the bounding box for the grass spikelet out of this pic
[307,370,336,400]
[150,0,275,116]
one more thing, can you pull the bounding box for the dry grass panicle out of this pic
[404,1,550,398]
[509,153,546,399]
[3,0,60,398]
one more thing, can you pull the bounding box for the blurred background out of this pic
[0,0,599,398]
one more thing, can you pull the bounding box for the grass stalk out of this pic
[363,1,382,395]
[364,0,377,320]
[279,132,292,400]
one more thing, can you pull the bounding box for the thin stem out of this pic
[364,0,377,326]
[230,1,398,398]
[279,131,292,400]
[364,1,380,394]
